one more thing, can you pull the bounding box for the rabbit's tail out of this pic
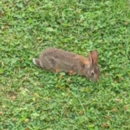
[33,58,41,67]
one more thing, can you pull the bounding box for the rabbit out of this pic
[33,48,100,81]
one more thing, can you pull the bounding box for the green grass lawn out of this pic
[0,0,130,129]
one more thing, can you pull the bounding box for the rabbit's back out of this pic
[39,48,79,72]
[40,48,76,62]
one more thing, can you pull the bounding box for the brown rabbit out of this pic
[33,48,100,81]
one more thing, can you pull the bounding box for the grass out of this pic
[0,0,130,129]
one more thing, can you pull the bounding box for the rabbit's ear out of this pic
[88,52,92,65]
[91,50,98,64]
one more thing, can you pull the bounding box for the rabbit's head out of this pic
[85,50,100,81]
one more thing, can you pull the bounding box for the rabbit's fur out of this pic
[33,48,100,81]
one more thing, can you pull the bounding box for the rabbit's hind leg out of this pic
[42,56,57,71]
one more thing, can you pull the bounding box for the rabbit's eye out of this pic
[91,71,94,76]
